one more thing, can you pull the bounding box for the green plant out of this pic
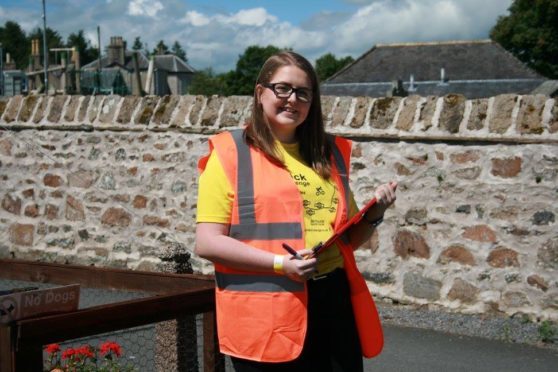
[538,320,557,343]
[501,323,512,342]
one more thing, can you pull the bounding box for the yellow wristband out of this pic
[273,255,284,274]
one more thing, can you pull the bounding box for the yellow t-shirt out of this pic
[197,141,358,274]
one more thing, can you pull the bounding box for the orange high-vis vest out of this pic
[198,130,383,362]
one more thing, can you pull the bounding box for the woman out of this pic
[196,51,397,372]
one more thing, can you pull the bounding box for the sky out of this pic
[0,0,514,72]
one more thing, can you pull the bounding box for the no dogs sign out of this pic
[0,284,80,324]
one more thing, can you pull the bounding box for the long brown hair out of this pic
[244,51,332,178]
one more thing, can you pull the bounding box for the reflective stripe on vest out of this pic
[229,130,303,240]
[215,272,304,292]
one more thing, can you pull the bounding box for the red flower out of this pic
[45,343,61,354]
[75,345,95,359]
[99,341,122,357]
[61,348,76,360]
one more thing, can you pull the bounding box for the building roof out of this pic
[321,40,546,98]
[82,50,149,71]
[153,54,196,73]
[82,52,195,74]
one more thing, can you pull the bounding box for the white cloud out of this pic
[232,22,325,51]
[330,0,511,54]
[181,10,210,27]
[183,8,278,28]
[174,7,328,70]
[85,30,99,48]
[222,8,278,27]
[186,41,225,66]
[127,0,163,18]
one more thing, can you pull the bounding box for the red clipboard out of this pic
[312,197,378,256]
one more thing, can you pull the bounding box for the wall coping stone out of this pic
[0,94,556,144]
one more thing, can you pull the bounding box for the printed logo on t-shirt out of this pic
[283,145,343,272]
[292,173,310,187]
[303,186,338,217]
[288,163,337,234]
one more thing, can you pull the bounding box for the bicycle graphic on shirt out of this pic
[303,186,338,216]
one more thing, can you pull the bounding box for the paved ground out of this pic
[365,325,558,372]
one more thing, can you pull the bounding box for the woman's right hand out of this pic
[282,249,318,282]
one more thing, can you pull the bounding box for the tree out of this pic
[315,53,354,82]
[153,40,169,55]
[490,0,558,78]
[224,45,282,95]
[188,68,227,95]
[132,36,150,57]
[132,36,144,51]
[171,41,187,61]
[67,30,98,66]
[0,21,28,69]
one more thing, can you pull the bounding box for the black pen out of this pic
[281,243,305,260]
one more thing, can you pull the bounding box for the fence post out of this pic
[0,325,14,372]
[156,245,200,371]
[203,311,224,372]
[14,340,42,371]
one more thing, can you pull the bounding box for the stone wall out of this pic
[0,94,557,321]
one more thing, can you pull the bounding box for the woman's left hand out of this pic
[366,181,397,221]
[375,181,397,208]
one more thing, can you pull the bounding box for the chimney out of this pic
[31,39,41,70]
[107,36,126,66]
[409,74,416,92]
[438,67,449,86]
[4,52,16,70]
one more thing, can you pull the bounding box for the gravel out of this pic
[375,299,558,350]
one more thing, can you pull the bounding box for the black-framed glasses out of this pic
[262,83,313,103]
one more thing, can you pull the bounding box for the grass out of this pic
[538,320,557,343]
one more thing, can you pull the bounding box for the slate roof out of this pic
[82,52,195,74]
[82,51,149,71]
[153,54,196,73]
[321,40,546,98]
